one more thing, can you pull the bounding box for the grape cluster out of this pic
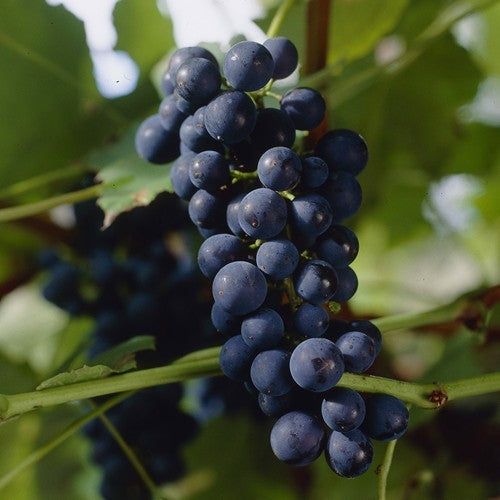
[40,193,211,499]
[136,38,409,477]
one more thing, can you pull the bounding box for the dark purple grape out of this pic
[175,57,221,104]
[294,260,337,305]
[293,303,329,338]
[241,308,284,350]
[257,146,302,191]
[135,115,179,164]
[219,335,255,380]
[170,153,197,200]
[226,192,246,237]
[325,429,373,477]
[223,41,274,91]
[363,394,409,441]
[263,37,298,79]
[332,266,358,303]
[211,303,242,335]
[238,188,287,239]
[290,193,333,238]
[250,349,294,396]
[320,171,362,222]
[205,91,256,144]
[189,150,229,192]
[212,261,267,315]
[270,411,325,466]
[289,337,344,392]
[315,129,368,176]
[349,320,382,356]
[302,156,329,188]
[280,88,325,130]
[188,189,226,229]
[158,94,187,131]
[197,233,246,279]
[256,239,299,280]
[316,225,359,268]
[336,331,375,373]
[321,387,366,432]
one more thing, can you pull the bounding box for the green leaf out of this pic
[89,335,156,372]
[0,0,123,187]
[36,365,115,391]
[329,0,408,63]
[92,126,173,226]
[35,335,156,390]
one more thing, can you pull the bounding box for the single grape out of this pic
[349,320,382,356]
[263,37,298,79]
[175,57,221,104]
[258,392,295,417]
[189,150,230,192]
[167,46,218,82]
[289,337,344,392]
[158,94,187,131]
[173,88,199,115]
[257,146,302,191]
[179,115,224,153]
[290,193,333,238]
[204,91,256,144]
[197,234,247,279]
[293,303,329,338]
[188,189,226,229]
[160,67,174,96]
[294,260,337,305]
[211,303,242,335]
[316,224,359,268]
[226,192,247,237]
[212,261,267,315]
[219,335,255,381]
[223,41,274,91]
[363,394,409,441]
[302,156,329,188]
[325,429,374,477]
[314,129,368,176]
[250,349,294,396]
[332,266,358,303]
[336,331,375,373]
[238,188,287,239]
[170,153,197,200]
[241,308,284,350]
[135,115,179,164]
[256,239,299,280]
[280,88,325,130]
[320,171,362,222]
[321,387,366,431]
[270,411,325,466]
[192,106,209,136]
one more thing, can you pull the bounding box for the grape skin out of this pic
[289,337,344,392]
[238,188,288,239]
[325,429,374,478]
[270,411,326,466]
[212,261,267,315]
[256,239,299,280]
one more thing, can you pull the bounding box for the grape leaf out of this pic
[92,125,173,227]
[329,0,408,64]
[89,335,156,371]
[36,364,115,391]
[36,335,156,390]
[0,0,121,187]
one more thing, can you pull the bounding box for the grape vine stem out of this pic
[266,0,297,38]
[0,290,498,421]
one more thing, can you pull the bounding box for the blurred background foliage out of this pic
[0,0,498,499]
